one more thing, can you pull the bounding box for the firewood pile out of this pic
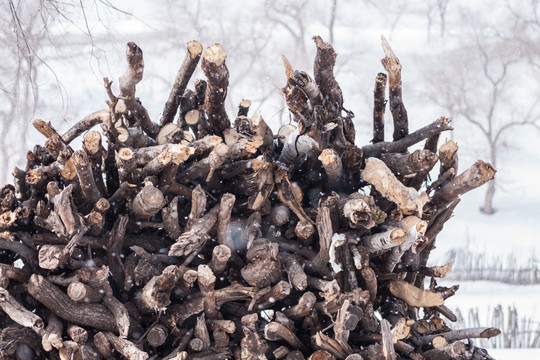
[0,35,500,360]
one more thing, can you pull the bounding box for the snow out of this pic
[487,348,540,359]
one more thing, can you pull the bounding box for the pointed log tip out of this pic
[313,35,333,49]
[381,34,397,59]
[281,55,294,79]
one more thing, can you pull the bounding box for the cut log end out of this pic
[203,43,227,66]
[187,40,203,59]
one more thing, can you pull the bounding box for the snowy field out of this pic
[489,348,540,359]
[427,125,540,356]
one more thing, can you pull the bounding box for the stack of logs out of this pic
[0,35,499,360]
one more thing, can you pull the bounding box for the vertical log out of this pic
[373,72,387,143]
[217,193,235,246]
[380,36,408,141]
[72,150,103,206]
[201,44,230,134]
[160,41,204,126]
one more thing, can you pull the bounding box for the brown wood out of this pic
[72,149,103,205]
[197,265,218,319]
[67,281,103,303]
[380,36,408,141]
[103,294,131,338]
[429,160,496,209]
[362,157,430,216]
[67,324,88,344]
[362,116,453,158]
[388,280,444,307]
[373,73,388,143]
[41,313,63,351]
[147,323,169,347]
[160,41,203,126]
[318,148,343,189]
[93,331,113,358]
[131,183,165,218]
[313,36,342,122]
[210,244,231,275]
[28,274,117,332]
[138,265,179,313]
[241,238,281,288]
[0,287,44,333]
[201,44,230,134]
[104,331,149,360]
[265,322,306,351]
[283,291,316,320]
[0,36,501,360]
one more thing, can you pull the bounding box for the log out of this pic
[131,183,165,218]
[0,287,44,333]
[380,35,408,141]
[67,281,104,303]
[104,331,149,360]
[373,72,387,143]
[160,41,203,126]
[41,313,63,351]
[362,157,430,216]
[28,274,118,332]
[388,280,444,307]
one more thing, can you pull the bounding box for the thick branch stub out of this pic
[429,160,496,208]
[281,55,310,124]
[160,41,203,126]
[313,35,342,118]
[201,44,230,134]
[28,274,117,332]
[362,116,453,158]
[380,35,408,141]
[362,157,429,216]
[119,42,144,99]
[0,287,44,334]
[373,72,387,143]
[72,150,102,206]
[388,280,444,307]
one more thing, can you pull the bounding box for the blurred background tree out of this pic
[1,0,539,213]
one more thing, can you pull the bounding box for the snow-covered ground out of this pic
[489,348,540,359]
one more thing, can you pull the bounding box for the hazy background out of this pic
[2,0,540,355]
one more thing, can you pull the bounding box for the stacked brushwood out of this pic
[0,35,500,360]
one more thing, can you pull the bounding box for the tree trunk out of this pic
[481,144,497,214]
[481,179,496,214]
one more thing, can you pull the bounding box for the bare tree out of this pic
[419,8,540,214]
[264,0,312,63]
[0,0,129,183]
[1,1,49,184]
[424,0,450,40]
[329,0,338,44]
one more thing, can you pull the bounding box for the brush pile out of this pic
[0,36,499,360]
